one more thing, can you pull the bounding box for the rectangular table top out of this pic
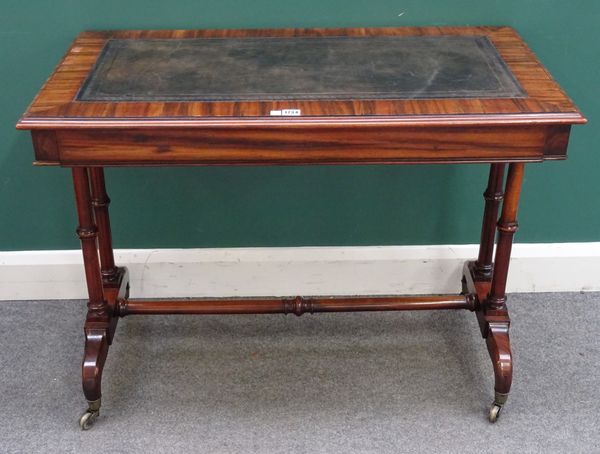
[18,27,585,129]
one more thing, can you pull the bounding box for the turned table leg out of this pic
[89,168,119,284]
[72,167,113,430]
[89,167,127,344]
[462,162,525,423]
[484,162,525,422]
[474,164,506,280]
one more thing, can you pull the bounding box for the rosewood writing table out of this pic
[17,27,586,429]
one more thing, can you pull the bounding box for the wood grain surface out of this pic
[17,27,586,129]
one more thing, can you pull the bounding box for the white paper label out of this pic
[270,109,301,116]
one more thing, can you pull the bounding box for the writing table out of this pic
[17,27,586,428]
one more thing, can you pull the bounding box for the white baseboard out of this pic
[1,243,599,301]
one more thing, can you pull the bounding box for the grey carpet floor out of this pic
[0,293,599,454]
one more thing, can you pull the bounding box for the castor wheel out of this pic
[79,409,99,430]
[488,392,508,423]
[79,398,101,430]
[488,404,502,423]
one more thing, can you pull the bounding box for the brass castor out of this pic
[488,392,508,423]
[488,404,502,423]
[79,398,101,430]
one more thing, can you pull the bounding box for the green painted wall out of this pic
[1,1,598,251]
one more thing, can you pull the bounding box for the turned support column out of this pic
[89,167,119,284]
[474,164,506,280]
[487,163,525,311]
[73,168,109,321]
